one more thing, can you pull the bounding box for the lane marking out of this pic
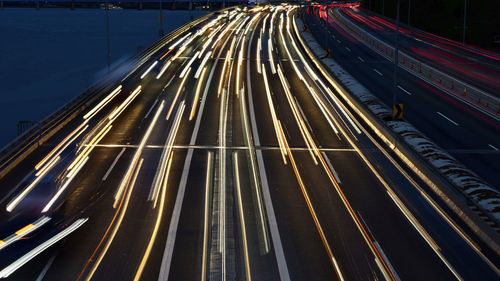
[144,98,159,119]
[321,152,341,183]
[35,253,57,281]
[102,148,126,181]
[337,39,341,43]
[158,49,220,281]
[201,152,213,281]
[488,144,499,151]
[234,152,252,281]
[248,23,291,281]
[437,112,459,126]
[345,46,351,52]
[397,85,412,95]
[373,68,383,76]
[358,56,365,62]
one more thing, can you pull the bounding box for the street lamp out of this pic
[159,0,164,37]
[407,0,410,26]
[393,0,400,108]
[462,0,467,43]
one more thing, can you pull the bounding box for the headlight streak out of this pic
[149,102,184,206]
[282,133,346,281]
[218,51,231,97]
[0,218,88,278]
[201,152,213,281]
[289,9,422,281]
[190,67,208,121]
[179,51,200,78]
[0,216,51,251]
[167,67,191,120]
[114,101,164,208]
[108,85,142,121]
[218,79,229,281]
[6,154,61,212]
[195,51,212,78]
[140,60,158,79]
[169,32,192,50]
[262,64,287,164]
[243,22,271,253]
[156,60,172,79]
[198,37,214,59]
[257,35,262,74]
[278,18,339,135]
[83,85,122,120]
[83,158,143,281]
[233,152,252,281]
[267,38,277,74]
[133,152,174,281]
[34,121,89,171]
[67,123,112,172]
[276,64,319,164]
[42,155,89,213]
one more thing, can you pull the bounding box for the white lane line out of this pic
[358,56,365,62]
[321,152,341,184]
[247,26,290,281]
[158,54,219,281]
[35,253,57,281]
[345,46,351,52]
[437,112,459,126]
[373,68,383,76]
[337,39,341,43]
[488,144,499,151]
[144,98,159,119]
[102,148,126,181]
[397,85,412,95]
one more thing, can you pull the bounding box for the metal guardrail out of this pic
[332,8,500,121]
[0,7,231,179]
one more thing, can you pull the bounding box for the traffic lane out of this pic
[306,14,500,188]
[261,149,383,281]
[299,17,500,277]
[0,45,191,277]
[285,15,497,279]
[336,8,500,95]
[2,146,142,280]
[235,150,282,280]
[279,29,458,280]
[249,58,384,280]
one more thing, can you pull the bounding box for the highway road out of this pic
[0,5,498,281]
[304,4,500,190]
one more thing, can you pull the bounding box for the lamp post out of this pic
[105,0,110,73]
[393,0,400,108]
[159,0,164,37]
[462,0,467,43]
[407,0,410,26]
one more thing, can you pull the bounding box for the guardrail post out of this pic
[451,81,454,89]
[478,96,481,105]
[464,87,467,96]
[419,63,422,73]
[439,76,442,84]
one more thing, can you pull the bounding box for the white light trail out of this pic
[0,218,88,278]
[83,85,122,120]
[156,61,172,79]
[140,60,158,79]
